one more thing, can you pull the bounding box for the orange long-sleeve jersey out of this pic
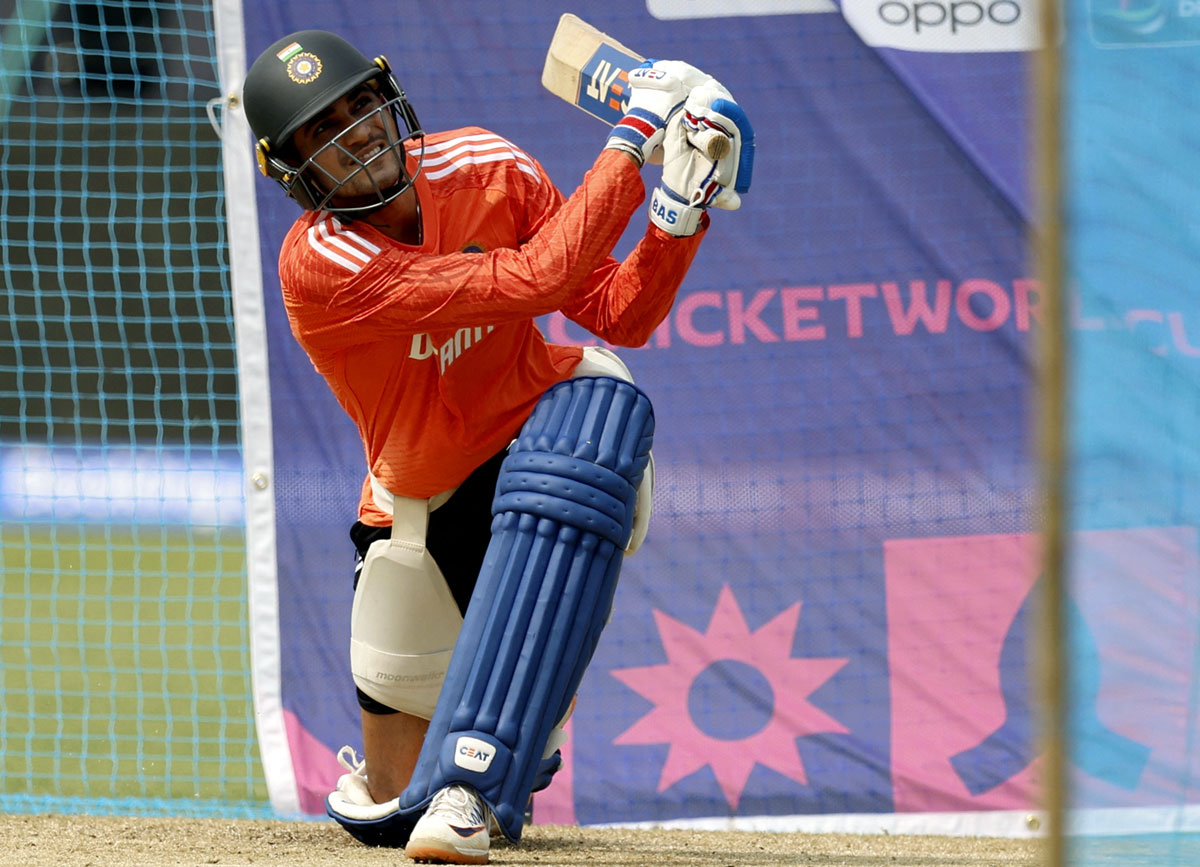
[277,128,705,524]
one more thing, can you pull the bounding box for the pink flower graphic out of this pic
[612,584,849,809]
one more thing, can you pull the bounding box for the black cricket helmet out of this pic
[242,29,423,212]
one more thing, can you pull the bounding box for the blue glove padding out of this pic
[680,85,755,203]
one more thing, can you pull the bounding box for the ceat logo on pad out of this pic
[454,736,495,773]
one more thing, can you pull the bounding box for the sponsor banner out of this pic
[886,528,1200,814]
[647,0,838,17]
[840,0,1043,52]
[885,533,1040,813]
[1087,0,1200,47]
[238,0,1043,827]
[1068,528,1200,808]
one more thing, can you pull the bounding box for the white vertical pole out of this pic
[210,0,300,816]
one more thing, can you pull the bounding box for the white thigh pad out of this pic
[350,536,462,720]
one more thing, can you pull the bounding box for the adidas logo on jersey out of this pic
[306,216,381,274]
[422,132,540,181]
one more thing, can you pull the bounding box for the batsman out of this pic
[242,25,754,865]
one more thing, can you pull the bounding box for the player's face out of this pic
[293,85,406,202]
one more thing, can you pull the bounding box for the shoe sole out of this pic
[404,839,488,865]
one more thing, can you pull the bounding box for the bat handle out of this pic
[691,127,731,161]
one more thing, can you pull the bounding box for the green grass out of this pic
[0,524,268,805]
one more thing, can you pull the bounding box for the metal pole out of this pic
[1032,1,1067,865]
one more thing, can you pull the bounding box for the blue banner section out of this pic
[243,1,1041,824]
[1063,0,1200,851]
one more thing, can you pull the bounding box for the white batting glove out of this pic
[649,89,756,236]
[679,83,754,203]
[605,60,713,167]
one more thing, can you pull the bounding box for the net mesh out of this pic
[0,0,266,814]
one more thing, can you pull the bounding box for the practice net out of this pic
[0,0,267,815]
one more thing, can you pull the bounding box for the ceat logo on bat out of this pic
[454,736,495,772]
[577,44,637,124]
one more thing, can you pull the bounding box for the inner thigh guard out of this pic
[397,376,654,840]
[350,535,462,719]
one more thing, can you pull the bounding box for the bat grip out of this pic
[691,127,730,161]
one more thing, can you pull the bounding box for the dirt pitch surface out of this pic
[1,813,1041,867]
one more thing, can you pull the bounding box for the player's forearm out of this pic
[485,149,648,314]
[288,151,650,349]
[559,220,706,347]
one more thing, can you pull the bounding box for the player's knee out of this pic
[356,686,401,715]
[569,350,655,553]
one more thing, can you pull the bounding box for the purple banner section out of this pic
[243,1,1037,824]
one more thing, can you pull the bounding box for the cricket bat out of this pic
[541,13,730,160]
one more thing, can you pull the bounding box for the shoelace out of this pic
[337,745,367,777]
[429,785,487,826]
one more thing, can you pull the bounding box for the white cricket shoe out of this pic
[404,784,492,864]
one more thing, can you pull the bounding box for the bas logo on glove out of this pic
[649,187,694,233]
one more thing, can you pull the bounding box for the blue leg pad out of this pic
[397,377,653,841]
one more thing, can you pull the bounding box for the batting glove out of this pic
[650,87,755,237]
[605,59,713,167]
